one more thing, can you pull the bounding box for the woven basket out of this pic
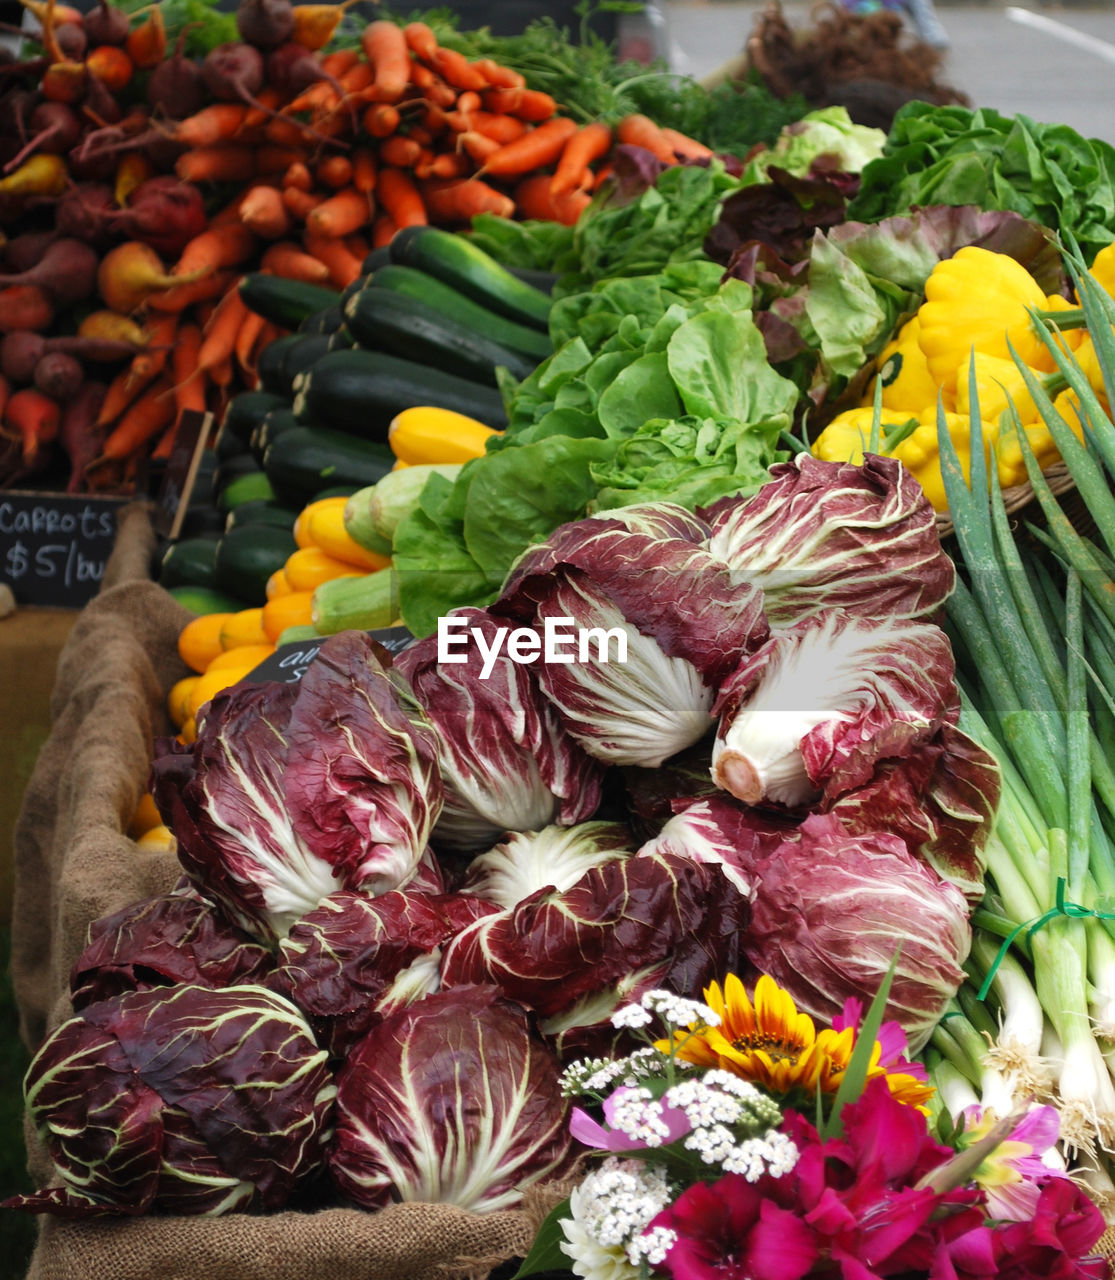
[934,462,1077,541]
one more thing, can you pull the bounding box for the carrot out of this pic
[343,231,370,260]
[282,160,314,191]
[0,374,10,423]
[458,131,500,166]
[257,145,312,176]
[371,213,397,249]
[478,117,579,178]
[408,63,456,107]
[376,166,427,229]
[408,124,435,147]
[173,103,248,149]
[403,21,438,63]
[426,151,470,180]
[316,154,353,189]
[352,147,377,194]
[302,228,364,288]
[658,127,715,161]
[95,365,149,428]
[146,270,236,314]
[243,86,285,131]
[4,386,60,466]
[261,241,332,284]
[306,187,372,238]
[171,322,206,417]
[92,375,176,466]
[431,48,487,92]
[481,87,555,121]
[455,90,482,116]
[592,163,613,190]
[447,110,527,143]
[285,80,338,116]
[173,224,258,278]
[126,312,177,385]
[86,44,134,93]
[282,186,326,222]
[319,46,361,77]
[363,103,400,138]
[176,145,257,185]
[235,185,287,240]
[361,20,411,103]
[379,135,425,169]
[421,177,515,223]
[514,173,591,225]
[550,120,612,196]
[124,4,165,69]
[264,115,313,147]
[196,286,250,377]
[616,113,677,164]
[472,58,525,90]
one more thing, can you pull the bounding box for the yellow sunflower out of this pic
[656,973,934,1113]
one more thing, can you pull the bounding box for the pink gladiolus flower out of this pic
[569,1086,691,1153]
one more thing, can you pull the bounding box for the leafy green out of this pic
[113,0,237,55]
[742,106,888,182]
[848,102,1115,263]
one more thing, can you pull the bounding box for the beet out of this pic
[0,330,46,383]
[54,22,86,60]
[79,69,125,128]
[83,0,130,47]
[109,177,208,258]
[60,380,108,494]
[236,0,294,50]
[0,238,100,307]
[3,228,58,273]
[54,181,116,244]
[201,41,265,102]
[32,350,84,401]
[146,29,206,119]
[265,42,331,95]
[2,101,82,173]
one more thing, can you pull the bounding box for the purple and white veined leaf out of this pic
[7,984,334,1218]
[701,453,955,625]
[329,985,571,1212]
[271,889,499,1058]
[393,608,604,853]
[69,891,274,1010]
[733,811,971,1051]
[461,821,635,909]
[711,610,959,808]
[150,632,443,944]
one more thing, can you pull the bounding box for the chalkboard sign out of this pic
[241,626,415,685]
[0,491,128,607]
[154,410,215,540]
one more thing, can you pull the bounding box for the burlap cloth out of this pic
[8,503,558,1280]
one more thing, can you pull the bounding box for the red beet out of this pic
[32,350,84,401]
[0,238,99,307]
[83,0,130,47]
[146,28,206,120]
[54,181,116,244]
[201,41,265,102]
[60,379,108,494]
[236,0,294,50]
[54,22,87,60]
[108,177,208,258]
[3,100,82,173]
[0,330,46,383]
[265,41,332,95]
[2,229,59,273]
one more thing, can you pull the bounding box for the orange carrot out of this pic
[363,103,401,138]
[403,20,438,63]
[260,241,333,284]
[95,365,150,428]
[173,224,258,278]
[243,86,285,131]
[126,312,177,385]
[362,20,411,103]
[459,131,500,165]
[616,113,677,164]
[481,87,555,121]
[282,187,326,222]
[4,386,60,465]
[408,124,435,147]
[315,154,353,189]
[431,48,487,91]
[124,4,165,69]
[171,322,205,417]
[658,127,715,161]
[282,160,314,191]
[319,46,361,76]
[86,44,133,92]
[307,187,372,238]
[376,166,427,229]
[455,89,482,116]
[285,79,338,116]
[351,147,377,194]
[479,117,578,178]
[257,145,311,176]
[302,228,364,288]
[379,135,425,169]
[173,103,247,149]
[197,287,249,378]
[550,120,612,196]
[176,145,257,185]
[371,213,397,249]
[593,163,613,190]
[343,231,370,260]
[427,151,470,180]
[447,110,527,143]
[473,58,525,89]
[239,185,292,240]
[514,174,591,225]
[93,375,176,465]
[421,177,515,222]
[146,270,236,314]
[264,115,313,147]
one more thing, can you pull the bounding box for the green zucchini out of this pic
[263,426,395,503]
[327,325,355,351]
[218,470,278,511]
[361,246,394,275]
[220,391,288,444]
[360,265,552,361]
[276,623,321,646]
[343,288,538,385]
[214,523,299,603]
[278,333,332,397]
[224,499,300,532]
[507,265,558,295]
[389,225,552,330]
[249,407,302,461]
[159,537,220,590]
[239,274,342,329]
[298,304,347,335]
[293,348,506,442]
[257,333,305,396]
[166,584,252,615]
[312,568,398,635]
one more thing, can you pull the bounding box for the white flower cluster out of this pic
[629,1225,679,1268]
[663,1074,797,1181]
[666,1070,783,1129]
[610,988,721,1032]
[560,1156,674,1280]
[559,1047,687,1098]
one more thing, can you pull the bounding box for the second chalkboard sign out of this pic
[240,626,415,686]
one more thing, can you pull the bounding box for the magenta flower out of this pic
[569,1086,691,1153]
[955,1104,1070,1223]
[832,997,929,1084]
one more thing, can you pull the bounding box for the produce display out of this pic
[9,1,1115,1278]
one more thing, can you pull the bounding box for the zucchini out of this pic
[327,326,355,351]
[361,246,394,275]
[258,333,305,396]
[312,568,398,635]
[360,265,552,361]
[177,504,228,539]
[166,584,251,615]
[220,391,288,444]
[388,226,552,330]
[276,623,321,646]
[224,499,300,532]
[278,333,332,398]
[298,304,347,335]
[218,470,278,511]
[214,451,264,491]
[249,407,301,461]
[159,537,220,590]
[507,265,559,295]
[294,348,507,442]
[214,523,300,603]
[239,274,342,329]
[343,486,394,557]
[343,288,539,386]
[263,426,395,503]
